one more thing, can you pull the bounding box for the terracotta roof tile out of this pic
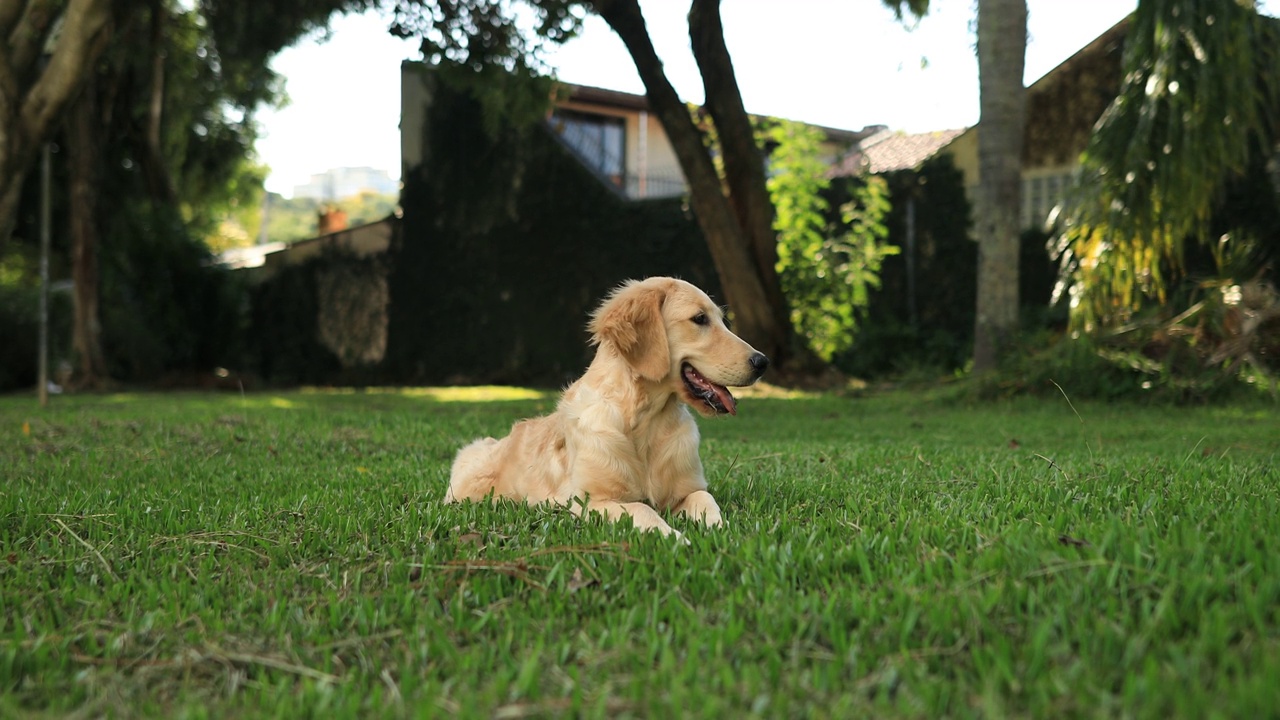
[832,128,967,176]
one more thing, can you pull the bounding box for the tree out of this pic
[66,71,110,385]
[33,0,369,387]
[765,119,896,362]
[1058,0,1280,330]
[0,0,119,247]
[389,0,928,373]
[972,0,1027,373]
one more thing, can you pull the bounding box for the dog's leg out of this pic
[672,490,723,527]
[575,499,683,540]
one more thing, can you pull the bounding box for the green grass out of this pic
[1,387,1277,718]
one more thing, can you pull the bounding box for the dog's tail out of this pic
[444,437,501,503]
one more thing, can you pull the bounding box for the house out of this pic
[259,216,394,276]
[944,18,1129,229]
[247,65,939,384]
[545,83,685,199]
[828,18,1128,231]
[400,63,885,203]
[292,166,398,201]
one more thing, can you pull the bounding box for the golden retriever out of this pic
[445,277,769,538]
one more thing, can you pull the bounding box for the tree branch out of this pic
[0,0,30,43]
[143,0,178,204]
[8,0,62,88]
[591,0,776,340]
[20,0,114,149]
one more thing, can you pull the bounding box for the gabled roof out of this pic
[831,127,967,176]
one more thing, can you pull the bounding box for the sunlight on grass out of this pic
[734,381,823,400]
[100,393,142,404]
[368,386,551,402]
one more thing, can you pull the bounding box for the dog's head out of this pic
[588,277,768,416]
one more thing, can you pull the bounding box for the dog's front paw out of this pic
[674,490,723,528]
[699,506,724,528]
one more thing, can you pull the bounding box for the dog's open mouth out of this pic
[682,363,737,415]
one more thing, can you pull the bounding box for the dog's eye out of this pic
[691,312,709,326]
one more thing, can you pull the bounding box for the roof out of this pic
[561,83,652,112]
[557,80,881,145]
[831,127,967,176]
[1026,16,1129,92]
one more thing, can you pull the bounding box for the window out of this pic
[549,110,626,188]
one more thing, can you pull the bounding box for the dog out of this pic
[445,277,769,538]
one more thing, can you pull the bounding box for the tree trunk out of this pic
[686,0,797,364]
[592,0,797,367]
[972,0,1027,373]
[142,0,178,205]
[67,84,110,388]
[0,0,116,247]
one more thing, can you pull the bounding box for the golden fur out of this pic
[445,277,768,538]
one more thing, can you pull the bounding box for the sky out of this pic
[255,0,1140,197]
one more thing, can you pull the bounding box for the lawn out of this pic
[1,386,1277,718]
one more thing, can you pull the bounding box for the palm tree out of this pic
[1058,0,1280,329]
[972,0,1028,373]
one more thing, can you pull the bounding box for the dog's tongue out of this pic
[713,383,738,415]
[684,365,738,415]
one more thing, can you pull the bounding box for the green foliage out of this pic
[336,191,399,226]
[205,161,270,252]
[389,2,579,135]
[100,200,249,379]
[390,0,583,71]
[122,4,278,237]
[838,154,977,377]
[255,191,400,246]
[982,295,1280,404]
[262,194,321,244]
[386,75,717,385]
[200,0,375,108]
[247,73,717,386]
[766,120,897,362]
[3,389,1278,716]
[0,246,73,392]
[65,1,276,381]
[250,253,343,385]
[1058,0,1280,329]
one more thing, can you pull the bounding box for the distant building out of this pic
[292,166,397,200]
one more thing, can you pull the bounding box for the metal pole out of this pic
[38,142,51,408]
[906,192,918,332]
[638,110,648,198]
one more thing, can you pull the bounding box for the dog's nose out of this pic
[749,352,770,376]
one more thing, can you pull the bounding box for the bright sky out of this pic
[256,0,1140,197]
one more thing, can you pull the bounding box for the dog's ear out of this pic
[588,281,670,381]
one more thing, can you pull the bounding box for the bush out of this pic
[979,281,1280,404]
[381,70,717,387]
[250,256,342,386]
[101,202,250,381]
[0,246,73,392]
